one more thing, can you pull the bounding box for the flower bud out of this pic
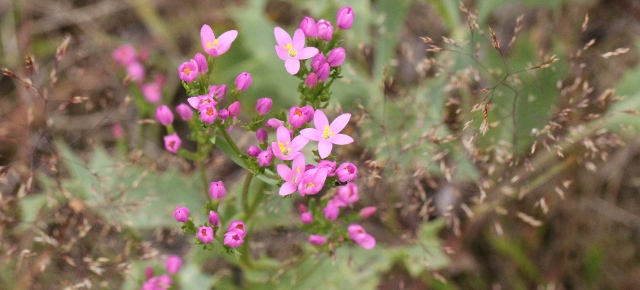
[360,206,377,219]
[256,128,268,143]
[166,255,182,275]
[289,106,308,128]
[305,72,318,88]
[142,82,161,103]
[112,44,136,66]
[194,52,208,74]
[337,162,357,182]
[301,106,315,121]
[164,133,181,153]
[210,84,227,101]
[316,63,330,82]
[255,97,273,115]
[311,53,327,72]
[300,17,318,37]
[301,212,313,224]
[176,103,193,121]
[265,118,285,128]
[218,109,229,120]
[308,235,327,245]
[127,61,145,83]
[327,47,346,67]
[227,220,247,237]
[144,267,154,280]
[247,145,261,157]
[317,160,336,176]
[304,164,316,171]
[336,183,359,205]
[336,6,354,30]
[209,181,226,199]
[197,226,214,244]
[323,200,340,220]
[316,19,334,41]
[235,72,252,91]
[257,146,273,166]
[208,210,220,226]
[173,206,189,223]
[111,124,124,139]
[298,204,308,213]
[155,105,174,126]
[228,101,241,116]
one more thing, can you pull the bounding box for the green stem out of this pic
[218,124,245,164]
[241,173,254,216]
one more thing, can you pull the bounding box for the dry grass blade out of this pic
[582,13,589,33]
[489,27,501,52]
[601,47,630,58]
[516,212,542,227]
[508,14,525,49]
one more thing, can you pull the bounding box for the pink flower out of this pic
[142,275,172,290]
[209,84,227,101]
[311,53,327,72]
[257,146,274,167]
[336,6,354,30]
[301,106,315,120]
[274,27,319,75]
[323,200,340,220]
[256,128,268,143]
[197,226,214,244]
[178,60,198,82]
[164,133,181,153]
[360,206,377,219]
[235,72,252,91]
[111,124,124,139]
[336,162,357,182]
[187,94,216,110]
[255,97,273,115]
[209,210,220,226]
[224,229,244,248]
[316,63,330,82]
[298,168,329,196]
[300,17,318,37]
[165,255,182,275]
[227,220,246,236]
[209,181,226,199]
[194,53,208,74]
[301,212,313,224]
[317,160,336,176]
[305,72,318,88]
[200,24,238,57]
[155,105,174,126]
[112,44,136,66]
[272,126,308,161]
[289,106,309,128]
[348,224,376,250]
[228,101,241,116]
[173,206,189,223]
[144,267,154,280]
[316,19,334,41]
[126,61,145,82]
[176,103,193,121]
[276,153,306,196]
[265,118,285,128]
[198,105,217,124]
[327,47,346,67]
[247,145,261,157]
[219,109,230,120]
[336,183,358,206]
[308,235,327,245]
[300,110,354,158]
[142,82,162,103]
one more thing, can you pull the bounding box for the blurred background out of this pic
[3,0,640,289]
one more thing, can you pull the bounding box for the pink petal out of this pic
[312,168,328,185]
[200,25,216,53]
[277,164,294,181]
[292,154,306,173]
[292,29,306,51]
[217,30,238,47]
[187,97,200,109]
[313,110,329,129]
[275,46,289,61]
[276,126,291,143]
[297,47,319,60]
[318,139,333,158]
[329,113,351,133]
[330,134,353,145]
[359,234,376,250]
[290,135,309,152]
[274,27,292,47]
[300,128,321,141]
[279,182,297,196]
[285,58,300,75]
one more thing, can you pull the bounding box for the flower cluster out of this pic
[141,255,183,290]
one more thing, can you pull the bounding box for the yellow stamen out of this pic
[294,109,303,116]
[278,142,291,156]
[213,39,219,46]
[322,125,334,139]
[183,68,191,75]
[206,108,214,116]
[206,41,213,49]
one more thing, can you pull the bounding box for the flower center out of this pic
[201,229,208,236]
[278,142,291,156]
[322,125,335,139]
[206,108,214,116]
[183,68,191,75]
[305,182,315,189]
[169,140,175,148]
[294,109,303,116]
[206,39,219,50]
[282,43,297,57]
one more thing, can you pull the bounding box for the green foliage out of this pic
[37,142,205,229]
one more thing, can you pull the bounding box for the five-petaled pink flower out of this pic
[297,168,328,196]
[272,126,308,161]
[276,153,306,196]
[300,110,354,158]
[200,24,238,57]
[274,27,319,75]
